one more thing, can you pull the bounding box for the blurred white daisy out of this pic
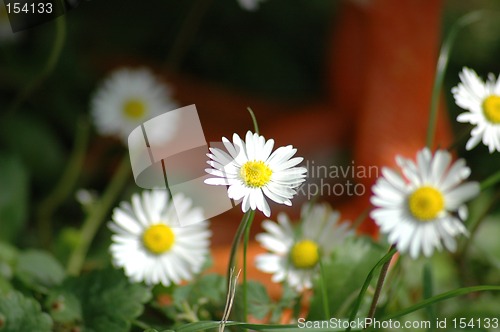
[108,190,211,286]
[452,67,500,153]
[255,203,351,292]
[204,131,307,217]
[91,68,179,144]
[237,0,266,11]
[370,148,480,259]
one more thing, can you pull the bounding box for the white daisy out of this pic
[204,131,307,217]
[90,68,179,144]
[255,203,351,292]
[108,190,211,286]
[452,67,500,153]
[370,148,480,259]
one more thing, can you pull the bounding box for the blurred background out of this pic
[1,0,500,293]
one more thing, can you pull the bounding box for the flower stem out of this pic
[365,244,396,328]
[166,0,213,72]
[426,11,483,149]
[318,258,330,320]
[480,170,500,191]
[226,210,254,289]
[37,118,90,249]
[7,15,66,115]
[346,246,397,332]
[66,155,131,275]
[243,211,255,322]
[247,108,260,135]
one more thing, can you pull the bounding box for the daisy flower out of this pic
[108,190,211,286]
[370,148,480,259]
[255,203,351,292]
[204,131,307,217]
[90,68,179,144]
[452,67,500,153]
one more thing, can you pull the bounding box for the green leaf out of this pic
[0,290,53,331]
[234,281,272,320]
[308,237,388,321]
[173,274,226,309]
[15,249,65,292]
[55,268,152,332]
[0,154,29,243]
[45,289,82,323]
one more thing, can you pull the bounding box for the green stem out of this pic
[318,258,330,320]
[243,211,255,322]
[226,210,254,289]
[426,11,483,149]
[37,118,90,249]
[66,156,131,275]
[422,263,436,332]
[480,170,500,191]
[247,108,260,135]
[7,14,66,115]
[166,0,213,72]
[346,245,397,332]
[364,245,395,328]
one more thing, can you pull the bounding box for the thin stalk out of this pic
[480,170,500,191]
[426,11,483,149]
[242,212,255,322]
[66,156,131,275]
[247,108,260,134]
[346,245,397,332]
[37,118,90,249]
[166,0,213,71]
[226,210,254,289]
[7,14,66,115]
[318,258,330,320]
[365,245,395,326]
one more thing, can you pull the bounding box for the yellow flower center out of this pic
[142,224,175,254]
[290,240,319,269]
[123,99,146,120]
[408,186,445,221]
[240,161,272,188]
[483,95,500,124]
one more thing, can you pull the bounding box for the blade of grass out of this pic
[383,285,500,321]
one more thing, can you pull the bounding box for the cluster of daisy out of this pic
[93,65,492,294]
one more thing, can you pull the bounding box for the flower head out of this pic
[108,190,211,286]
[91,68,179,144]
[452,67,500,153]
[204,131,307,217]
[255,203,351,292]
[370,148,480,258]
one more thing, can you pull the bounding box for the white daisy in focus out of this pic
[370,148,480,259]
[255,203,351,292]
[108,190,211,286]
[452,67,500,153]
[204,131,307,217]
[237,0,266,11]
[91,68,179,144]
